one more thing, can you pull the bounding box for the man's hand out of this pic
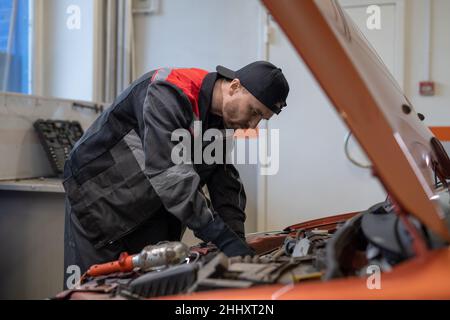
[194,215,255,257]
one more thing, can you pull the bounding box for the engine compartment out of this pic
[55,191,450,300]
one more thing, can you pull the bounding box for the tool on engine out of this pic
[283,229,331,259]
[85,242,190,278]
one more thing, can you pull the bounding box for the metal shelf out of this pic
[0,178,64,193]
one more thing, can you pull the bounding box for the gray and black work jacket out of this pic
[63,68,246,249]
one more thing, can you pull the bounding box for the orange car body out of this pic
[169,213,450,300]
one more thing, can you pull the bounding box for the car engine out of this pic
[54,189,450,300]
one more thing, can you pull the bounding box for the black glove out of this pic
[194,215,255,257]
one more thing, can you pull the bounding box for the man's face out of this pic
[221,79,274,130]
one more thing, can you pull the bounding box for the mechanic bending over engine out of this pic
[63,61,290,287]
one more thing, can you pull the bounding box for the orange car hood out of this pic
[262,0,450,241]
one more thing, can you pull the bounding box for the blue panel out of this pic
[0,0,30,94]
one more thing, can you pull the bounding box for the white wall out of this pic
[38,0,95,101]
[134,0,262,74]
[404,0,450,126]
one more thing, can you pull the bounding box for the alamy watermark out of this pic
[366,5,381,30]
[66,265,81,289]
[66,5,81,30]
[366,264,382,290]
[171,121,280,176]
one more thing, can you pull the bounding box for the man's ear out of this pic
[228,79,241,96]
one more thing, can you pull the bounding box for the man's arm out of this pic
[142,81,213,229]
[207,164,247,241]
[141,81,253,256]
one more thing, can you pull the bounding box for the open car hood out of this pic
[262,0,450,241]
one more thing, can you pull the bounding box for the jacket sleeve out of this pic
[207,164,247,240]
[141,81,214,230]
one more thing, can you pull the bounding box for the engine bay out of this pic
[55,190,450,300]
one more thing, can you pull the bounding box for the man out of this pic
[63,61,289,285]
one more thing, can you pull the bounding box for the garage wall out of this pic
[35,0,450,121]
[38,0,95,101]
[133,0,263,75]
[404,0,450,126]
